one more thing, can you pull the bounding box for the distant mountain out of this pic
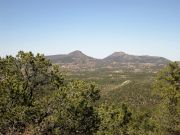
[104,51,170,64]
[46,50,171,71]
[46,50,98,70]
[46,50,96,64]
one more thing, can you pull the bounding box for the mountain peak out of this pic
[111,51,126,57]
[68,50,85,56]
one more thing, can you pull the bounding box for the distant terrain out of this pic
[46,50,171,111]
[46,50,172,111]
[46,50,170,72]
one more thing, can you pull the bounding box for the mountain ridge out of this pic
[46,50,170,60]
[46,50,171,71]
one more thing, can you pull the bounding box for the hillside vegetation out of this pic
[0,51,179,135]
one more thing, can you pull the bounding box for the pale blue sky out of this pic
[0,0,180,60]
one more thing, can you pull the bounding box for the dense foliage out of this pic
[0,51,179,135]
[153,62,180,135]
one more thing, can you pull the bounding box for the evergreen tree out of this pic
[0,51,100,135]
[153,62,180,135]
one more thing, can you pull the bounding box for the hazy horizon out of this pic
[0,0,180,61]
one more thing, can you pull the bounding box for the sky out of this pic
[0,0,180,60]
